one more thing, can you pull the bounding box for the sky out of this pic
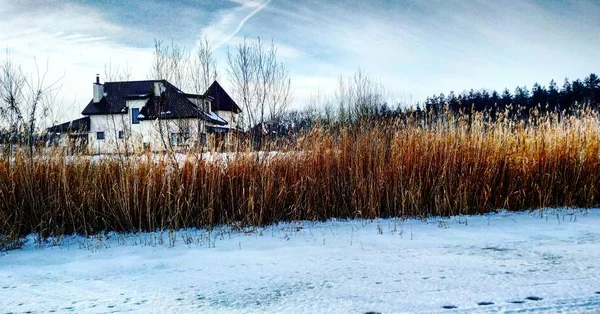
[1,0,599,123]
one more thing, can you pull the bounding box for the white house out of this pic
[48,76,241,154]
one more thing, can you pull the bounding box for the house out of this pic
[45,116,90,153]
[48,76,241,154]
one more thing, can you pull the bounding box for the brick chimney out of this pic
[93,74,104,103]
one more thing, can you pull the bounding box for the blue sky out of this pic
[1,0,599,122]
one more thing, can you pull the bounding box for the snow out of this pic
[1,209,600,313]
[206,111,227,124]
[137,113,145,119]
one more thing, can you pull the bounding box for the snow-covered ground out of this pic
[1,209,599,313]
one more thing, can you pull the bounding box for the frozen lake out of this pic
[1,209,599,313]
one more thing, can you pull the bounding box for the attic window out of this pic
[96,132,105,140]
[132,108,140,124]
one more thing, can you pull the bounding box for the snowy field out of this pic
[1,209,600,313]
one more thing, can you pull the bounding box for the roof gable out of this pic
[206,81,242,113]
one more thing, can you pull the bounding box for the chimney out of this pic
[153,81,164,96]
[93,74,104,103]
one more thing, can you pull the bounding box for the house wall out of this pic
[88,113,130,154]
[140,118,208,152]
[86,99,237,154]
[215,110,238,129]
[88,111,212,154]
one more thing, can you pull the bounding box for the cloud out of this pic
[233,0,600,107]
[201,0,272,50]
[2,0,599,121]
[0,0,154,122]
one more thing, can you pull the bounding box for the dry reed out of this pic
[1,108,600,249]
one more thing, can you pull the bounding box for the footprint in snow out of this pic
[364,312,381,314]
[595,291,600,295]
[525,296,543,301]
[509,300,525,304]
[477,301,494,306]
[442,305,458,309]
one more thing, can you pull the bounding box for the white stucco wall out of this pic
[85,98,238,154]
[215,110,238,129]
[88,113,210,154]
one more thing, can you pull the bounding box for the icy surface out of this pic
[1,209,600,313]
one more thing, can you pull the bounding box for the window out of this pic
[143,142,150,151]
[96,132,105,140]
[118,130,125,139]
[170,132,190,146]
[132,108,140,124]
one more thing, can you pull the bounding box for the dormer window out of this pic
[132,108,140,124]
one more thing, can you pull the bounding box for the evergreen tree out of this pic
[513,86,530,107]
[584,73,599,107]
[531,83,547,109]
[500,88,512,108]
[560,78,572,107]
[571,79,585,105]
[547,79,560,111]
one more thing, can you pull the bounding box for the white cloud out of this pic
[0,1,154,123]
[2,0,599,122]
[200,0,272,50]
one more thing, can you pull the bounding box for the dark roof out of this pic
[206,81,242,114]
[82,80,160,115]
[81,80,230,125]
[47,117,90,133]
[139,92,227,125]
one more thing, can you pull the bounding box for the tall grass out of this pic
[2,108,600,249]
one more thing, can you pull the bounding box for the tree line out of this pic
[424,74,600,115]
[260,72,600,144]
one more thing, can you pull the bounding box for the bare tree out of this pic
[23,58,62,156]
[227,38,255,129]
[103,61,133,156]
[267,58,292,122]
[227,37,292,129]
[0,51,61,158]
[148,40,189,90]
[104,60,132,82]
[148,40,182,153]
[190,36,218,95]
[0,51,25,153]
[335,68,388,124]
[307,88,334,125]
[189,36,218,153]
